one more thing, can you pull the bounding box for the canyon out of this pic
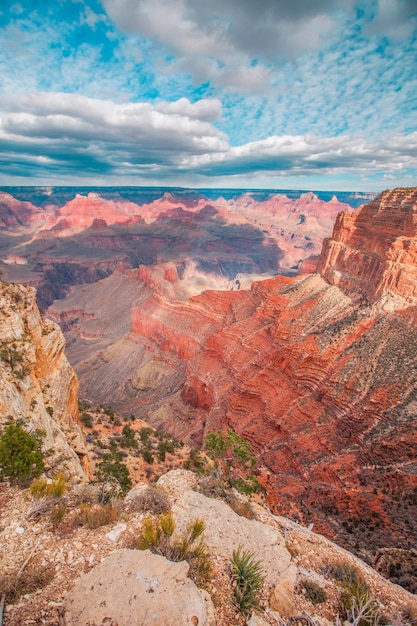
[1,185,416,570]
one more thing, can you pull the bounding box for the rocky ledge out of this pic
[318,187,417,309]
[0,281,87,478]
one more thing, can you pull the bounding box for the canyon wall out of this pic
[318,187,417,308]
[0,281,87,478]
[118,187,417,556]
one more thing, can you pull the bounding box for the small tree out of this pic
[0,423,44,484]
[204,428,259,495]
[96,450,132,497]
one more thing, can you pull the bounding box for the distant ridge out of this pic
[0,186,377,209]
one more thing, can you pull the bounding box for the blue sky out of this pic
[0,0,416,190]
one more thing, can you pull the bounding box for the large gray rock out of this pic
[64,548,212,626]
[172,488,292,585]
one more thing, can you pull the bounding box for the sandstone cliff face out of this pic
[0,281,86,478]
[115,188,417,556]
[318,187,417,308]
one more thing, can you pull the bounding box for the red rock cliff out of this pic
[318,187,417,308]
[133,188,417,557]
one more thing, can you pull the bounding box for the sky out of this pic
[0,0,416,191]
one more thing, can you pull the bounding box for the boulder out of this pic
[171,486,292,585]
[64,548,212,626]
[268,564,297,618]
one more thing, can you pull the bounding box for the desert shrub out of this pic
[0,344,29,379]
[96,451,132,496]
[204,429,260,498]
[197,473,256,519]
[157,440,169,461]
[0,560,54,605]
[206,429,256,469]
[80,412,93,428]
[128,485,170,515]
[142,448,154,464]
[328,562,365,588]
[403,604,417,626]
[226,493,256,520]
[230,546,265,617]
[30,473,66,499]
[52,510,80,537]
[329,562,382,626]
[0,423,44,484]
[135,513,212,587]
[183,448,206,473]
[301,579,327,604]
[50,504,67,525]
[73,482,101,504]
[231,474,260,496]
[120,424,138,448]
[78,399,91,412]
[79,503,118,529]
[139,427,152,444]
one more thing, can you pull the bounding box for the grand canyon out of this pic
[1,185,416,593]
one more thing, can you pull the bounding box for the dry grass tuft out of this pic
[78,503,118,529]
[0,560,54,605]
[128,485,170,515]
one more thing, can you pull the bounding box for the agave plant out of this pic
[230,546,265,616]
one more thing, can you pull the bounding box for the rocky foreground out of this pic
[50,188,417,561]
[1,470,416,626]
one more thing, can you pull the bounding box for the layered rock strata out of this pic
[120,188,417,555]
[318,187,417,308]
[0,281,87,478]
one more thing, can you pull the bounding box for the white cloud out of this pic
[0,90,416,184]
[183,132,417,177]
[0,92,226,154]
[100,0,354,92]
[368,0,417,38]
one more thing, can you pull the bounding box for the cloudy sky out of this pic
[0,0,416,191]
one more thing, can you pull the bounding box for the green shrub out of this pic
[183,448,206,472]
[120,424,138,448]
[0,423,44,484]
[30,473,66,498]
[142,448,154,464]
[139,427,152,444]
[135,513,212,587]
[80,412,93,428]
[301,579,327,604]
[230,546,265,617]
[329,562,382,626]
[231,474,260,496]
[328,562,365,588]
[96,451,132,496]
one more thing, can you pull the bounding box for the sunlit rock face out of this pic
[117,188,417,556]
[0,281,87,478]
[318,187,417,309]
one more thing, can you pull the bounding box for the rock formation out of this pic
[97,188,416,558]
[318,187,417,308]
[3,469,416,625]
[64,549,215,626]
[0,188,356,313]
[0,281,87,478]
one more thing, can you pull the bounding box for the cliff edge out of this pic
[0,281,87,478]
